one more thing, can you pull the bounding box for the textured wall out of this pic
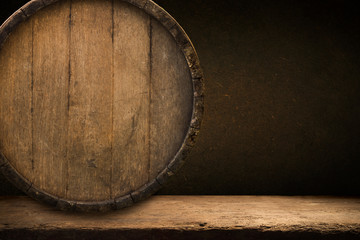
[1,0,360,196]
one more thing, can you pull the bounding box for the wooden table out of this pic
[1,196,360,239]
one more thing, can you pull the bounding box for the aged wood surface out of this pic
[67,0,113,201]
[32,0,70,199]
[0,0,199,206]
[0,196,360,233]
[0,15,33,182]
[150,19,193,179]
[112,0,150,197]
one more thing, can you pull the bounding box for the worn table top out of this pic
[1,195,360,233]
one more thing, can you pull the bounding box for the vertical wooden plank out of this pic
[0,19,33,180]
[112,1,150,197]
[150,19,193,178]
[67,0,113,201]
[31,0,70,197]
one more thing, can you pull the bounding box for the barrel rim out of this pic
[0,0,204,212]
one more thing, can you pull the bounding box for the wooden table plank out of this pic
[0,196,360,233]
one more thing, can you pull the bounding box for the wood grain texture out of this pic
[21,0,45,17]
[0,10,27,47]
[112,1,150,197]
[1,196,360,234]
[0,17,33,180]
[149,18,193,178]
[67,0,113,201]
[32,0,70,199]
[0,0,202,208]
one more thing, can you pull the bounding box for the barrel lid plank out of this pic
[112,0,151,197]
[32,0,70,200]
[0,0,204,211]
[66,0,113,202]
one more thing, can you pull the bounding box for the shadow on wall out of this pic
[1,0,360,196]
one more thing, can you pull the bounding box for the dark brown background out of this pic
[1,0,359,196]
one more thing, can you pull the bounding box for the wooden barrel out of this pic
[0,0,203,211]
